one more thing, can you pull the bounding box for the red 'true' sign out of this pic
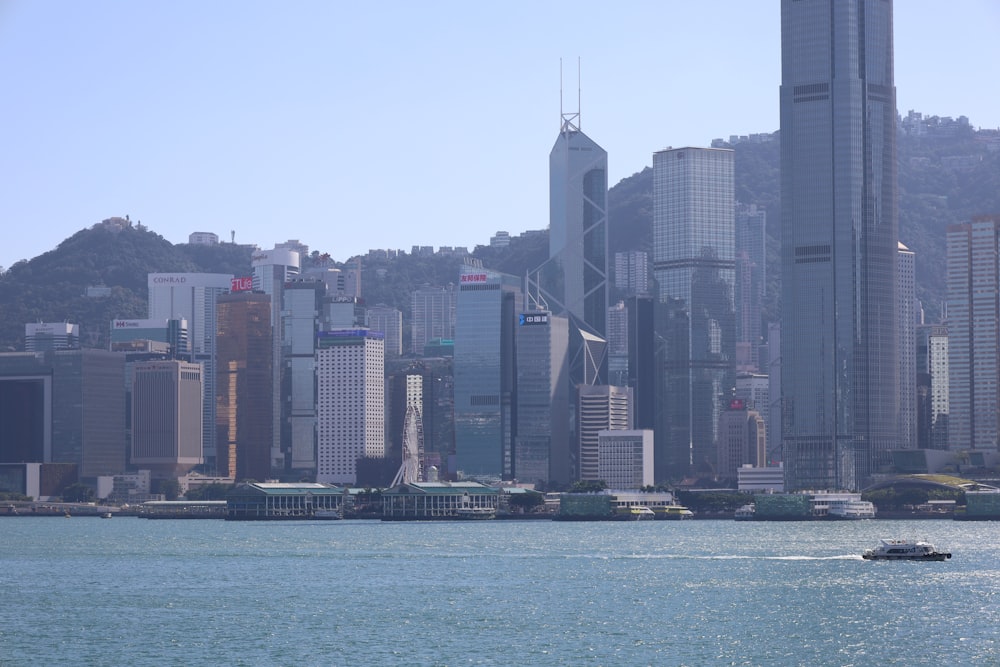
[231,277,253,292]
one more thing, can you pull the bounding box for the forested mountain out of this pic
[1,118,998,351]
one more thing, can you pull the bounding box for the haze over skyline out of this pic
[2,0,998,270]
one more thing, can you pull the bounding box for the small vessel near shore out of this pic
[862,539,951,561]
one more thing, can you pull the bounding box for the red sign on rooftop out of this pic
[231,277,253,292]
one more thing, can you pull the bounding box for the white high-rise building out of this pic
[597,430,654,489]
[577,385,632,481]
[148,272,233,468]
[316,329,385,484]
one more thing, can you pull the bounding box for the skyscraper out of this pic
[515,311,570,485]
[453,263,521,481]
[148,272,233,469]
[577,384,632,481]
[946,218,1000,452]
[529,102,608,340]
[316,329,385,484]
[367,305,403,357]
[251,248,300,472]
[780,0,899,490]
[735,203,766,372]
[215,291,273,482]
[132,360,204,478]
[652,146,736,480]
[898,243,917,449]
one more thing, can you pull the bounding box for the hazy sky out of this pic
[2,1,998,269]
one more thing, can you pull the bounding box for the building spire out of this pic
[560,57,581,135]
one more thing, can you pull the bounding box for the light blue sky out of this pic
[2,1,998,269]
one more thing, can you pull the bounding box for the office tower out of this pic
[627,295,655,430]
[780,0,899,490]
[216,291,273,482]
[251,248,300,471]
[25,323,80,351]
[316,329,385,484]
[131,360,204,478]
[366,305,403,357]
[0,350,126,479]
[577,384,632,481]
[717,400,767,481]
[453,263,522,481]
[946,218,1000,451]
[606,301,628,387]
[282,280,327,478]
[529,101,608,340]
[597,430,654,489]
[148,273,233,469]
[324,296,366,330]
[735,204,766,372]
[515,311,570,485]
[411,285,457,355]
[916,324,949,450]
[615,251,649,297]
[898,243,917,448]
[652,146,736,480]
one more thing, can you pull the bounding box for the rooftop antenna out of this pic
[560,57,581,136]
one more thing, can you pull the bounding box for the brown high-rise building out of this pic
[216,291,272,481]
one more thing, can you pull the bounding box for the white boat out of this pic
[862,539,951,561]
[617,506,656,521]
[313,509,342,520]
[455,506,495,519]
[810,492,876,519]
[734,504,755,521]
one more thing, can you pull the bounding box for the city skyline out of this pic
[2,1,999,271]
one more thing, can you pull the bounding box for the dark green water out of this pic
[0,517,996,666]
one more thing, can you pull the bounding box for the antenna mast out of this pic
[560,57,581,135]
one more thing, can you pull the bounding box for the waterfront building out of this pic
[453,263,521,481]
[737,463,785,493]
[316,329,385,484]
[148,272,233,469]
[366,304,403,357]
[215,291,272,482]
[252,247,300,472]
[515,311,570,485]
[947,218,1000,451]
[131,360,204,478]
[735,204,766,372]
[652,146,736,480]
[226,482,345,520]
[381,481,500,520]
[577,385,632,481]
[0,350,125,480]
[779,0,899,490]
[25,323,79,351]
[614,250,649,297]
[411,285,457,356]
[597,429,654,489]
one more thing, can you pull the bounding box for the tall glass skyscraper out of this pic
[652,147,735,481]
[453,263,522,481]
[780,0,899,490]
[529,111,608,339]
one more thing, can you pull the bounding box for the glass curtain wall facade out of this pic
[652,147,736,481]
[735,204,766,372]
[215,292,273,482]
[530,118,608,340]
[515,312,570,486]
[282,280,326,478]
[252,248,300,473]
[453,265,522,481]
[780,0,899,490]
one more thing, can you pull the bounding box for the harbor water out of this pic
[0,517,997,666]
